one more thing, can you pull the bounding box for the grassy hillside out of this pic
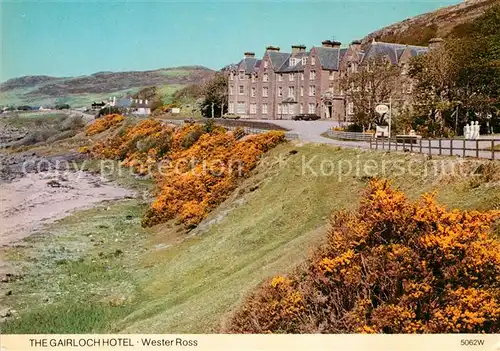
[363,0,499,46]
[0,66,214,108]
[2,142,499,333]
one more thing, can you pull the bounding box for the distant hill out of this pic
[0,66,215,107]
[362,0,499,46]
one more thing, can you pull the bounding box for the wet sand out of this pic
[0,171,133,247]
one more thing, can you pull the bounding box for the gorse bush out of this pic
[142,130,285,228]
[84,116,285,228]
[227,179,500,333]
[85,114,125,136]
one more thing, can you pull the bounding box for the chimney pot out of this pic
[291,45,306,54]
[244,52,255,58]
[350,40,362,51]
[266,46,280,52]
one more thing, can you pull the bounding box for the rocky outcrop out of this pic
[362,0,498,46]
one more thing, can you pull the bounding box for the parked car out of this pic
[184,118,196,124]
[222,113,241,120]
[292,114,321,121]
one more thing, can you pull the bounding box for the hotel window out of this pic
[278,104,282,115]
[289,73,295,81]
[229,86,234,96]
[262,103,268,114]
[251,74,256,83]
[237,102,246,114]
[329,71,335,81]
[328,86,334,93]
[311,56,315,65]
[300,86,304,97]
[229,102,234,113]
[251,87,256,97]
[299,103,304,113]
[230,73,234,81]
[239,71,245,79]
[239,85,244,95]
[309,86,315,96]
[348,102,354,115]
[300,72,304,81]
[278,86,283,97]
[308,103,315,114]
[289,58,297,66]
[262,86,268,97]
[278,74,283,82]
[264,61,268,68]
[302,57,307,65]
[288,86,295,98]
[250,103,257,114]
[310,70,316,80]
[282,104,288,115]
[263,73,269,82]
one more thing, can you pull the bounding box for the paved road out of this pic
[246,119,369,148]
[247,119,500,159]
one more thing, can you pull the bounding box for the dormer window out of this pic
[311,57,315,65]
[264,61,269,69]
[289,58,296,66]
[230,73,234,81]
[289,73,295,81]
[239,71,245,79]
[302,57,307,65]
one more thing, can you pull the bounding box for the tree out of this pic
[55,103,70,110]
[409,5,500,136]
[200,73,228,118]
[341,55,402,131]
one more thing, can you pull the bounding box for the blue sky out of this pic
[1,0,460,81]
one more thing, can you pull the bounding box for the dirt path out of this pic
[0,171,134,248]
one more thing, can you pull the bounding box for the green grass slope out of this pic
[0,66,214,108]
[1,144,499,333]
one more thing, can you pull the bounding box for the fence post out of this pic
[476,140,479,158]
[369,138,372,150]
[429,139,432,156]
[450,139,453,156]
[439,139,442,155]
[419,138,422,154]
[382,138,385,150]
[403,138,406,152]
[492,140,495,160]
[375,138,378,150]
[410,138,413,153]
[463,139,466,158]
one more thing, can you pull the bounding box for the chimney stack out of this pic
[321,40,341,49]
[350,40,362,52]
[266,46,280,52]
[291,45,306,54]
[428,37,444,50]
[244,52,255,58]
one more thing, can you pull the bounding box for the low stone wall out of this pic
[326,130,374,141]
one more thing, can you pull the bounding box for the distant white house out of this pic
[108,96,151,116]
[39,106,51,111]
